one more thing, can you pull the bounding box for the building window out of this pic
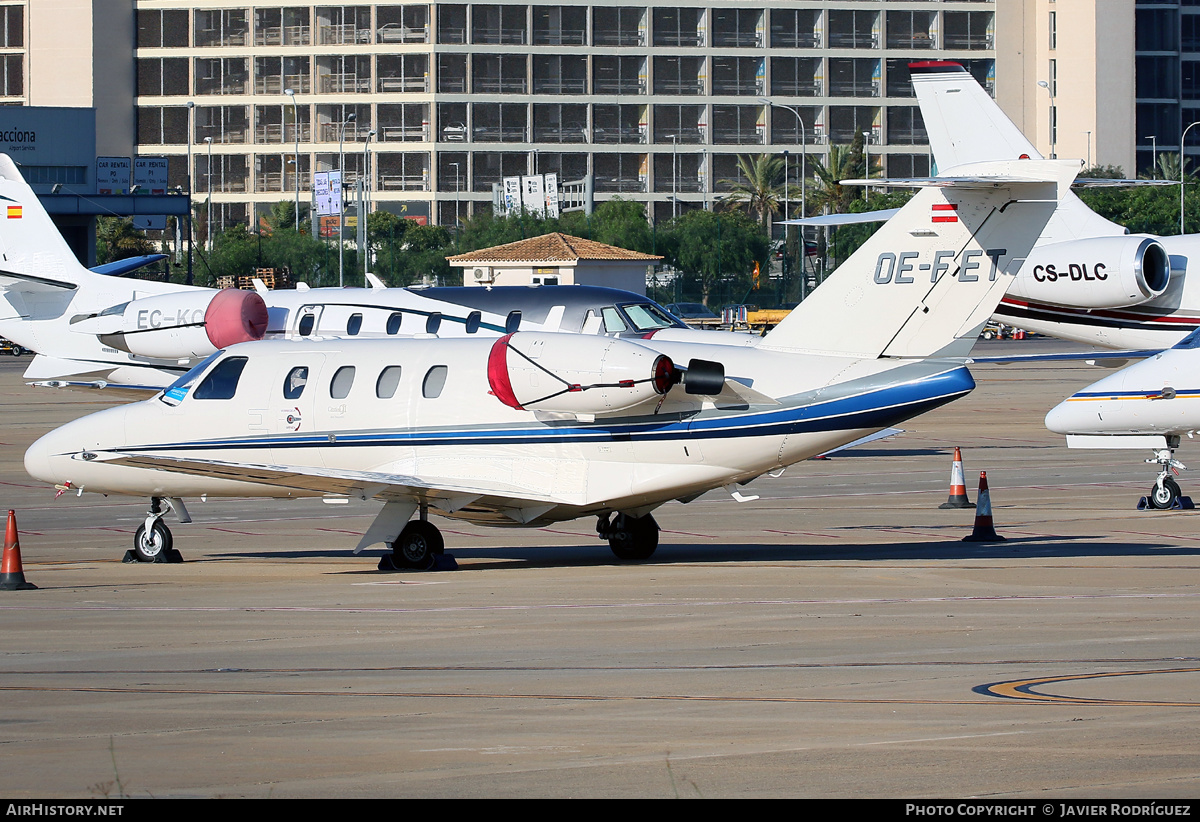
[137,107,188,145]
[138,9,189,48]
[138,58,189,97]
[0,53,21,97]
[0,5,22,48]
[194,9,249,48]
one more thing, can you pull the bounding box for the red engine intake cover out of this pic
[204,288,269,348]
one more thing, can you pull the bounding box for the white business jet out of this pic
[1045,330,1200,508]
[910,60,1192,350]
[23,158,1074,566]
[0,153,686,394]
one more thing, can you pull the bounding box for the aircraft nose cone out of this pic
[1044,396,1088,435]
[24,428,61,483]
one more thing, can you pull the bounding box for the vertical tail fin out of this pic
[760,160,1077,359]
[0,154,95,290]
[910,60,1123,242]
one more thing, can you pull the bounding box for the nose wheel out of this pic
[125,497,185,563]
[1143,443,1192,510]
[598,512,659,561]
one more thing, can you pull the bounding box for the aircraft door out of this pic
[293,305,324,337]
[268,355,326,466]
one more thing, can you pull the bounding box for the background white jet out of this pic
[0,153,690,394]
[911,60,1190,350]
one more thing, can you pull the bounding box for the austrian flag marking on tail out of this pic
[932,203,957,223]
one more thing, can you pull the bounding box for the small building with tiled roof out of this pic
[447,233,662,295]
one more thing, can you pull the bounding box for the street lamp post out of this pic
[337,111,356,287]
[1037,79,1056,159]
[204,136,213,251]
[759,98,807,225]
[186,101,195,285]
[1084,130,1092,168]
[1181,121,1200,234]
[361,129,375,286]
[1149,135,1158,178]
[862,131,871,199]
[448,161,461,241]
[284,88,301,231]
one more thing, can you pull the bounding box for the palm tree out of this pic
[719,153,784,229]
[805,142,866,216]
[95,217,154,265]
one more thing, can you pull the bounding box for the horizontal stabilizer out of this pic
[91,254,168,277]
[760,159,1077,360]
[783,209,899,227]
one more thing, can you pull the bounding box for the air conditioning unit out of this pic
[472,267,494,283]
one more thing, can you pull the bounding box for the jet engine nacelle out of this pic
[487,332,677,415]
[1008,236,1171,309]
[97,289,269,360]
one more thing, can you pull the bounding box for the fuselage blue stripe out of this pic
[115,366,974,456]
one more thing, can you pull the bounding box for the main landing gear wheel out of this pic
[602,513,659,561]
[1149,477,1183,510]
[390,520,445,569]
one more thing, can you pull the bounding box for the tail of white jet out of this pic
[24,159,1076,566]
[911,61,1195,350]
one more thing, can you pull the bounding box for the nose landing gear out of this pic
[1142,441,1194,510]
[126,497,186,563]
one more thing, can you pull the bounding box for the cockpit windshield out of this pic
[159,350,224,406]
[619,302,682,332]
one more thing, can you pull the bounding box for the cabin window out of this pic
[298,313,315,336]
[376,365,403,399]
[330,365,356,399]
[465,310,482,334]
[386,312,403,335]
[505,310,522,333]
[193,356,248,400]
[425,312,442,334]
[283,366,308,399]
[422,365,448,398]
[347,313,363,335]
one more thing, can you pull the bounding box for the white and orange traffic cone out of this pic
[962,472,1005,542]
[0,510,37,590]
[939,447,975,509]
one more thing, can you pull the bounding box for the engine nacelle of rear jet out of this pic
[1008,236,1171,309]
[96,289,269,360]
[487,332,677,415]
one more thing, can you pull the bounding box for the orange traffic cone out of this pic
[0,510,37,590]
[962,472,1005,542]
[939,447,975,509]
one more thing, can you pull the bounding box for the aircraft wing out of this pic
[99,452,565,510]
[966,349,1160,367]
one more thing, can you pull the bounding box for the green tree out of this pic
[805,140,866,217]
[95,217,155,264]
[659,209,769,307]
[720,154,784,229]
